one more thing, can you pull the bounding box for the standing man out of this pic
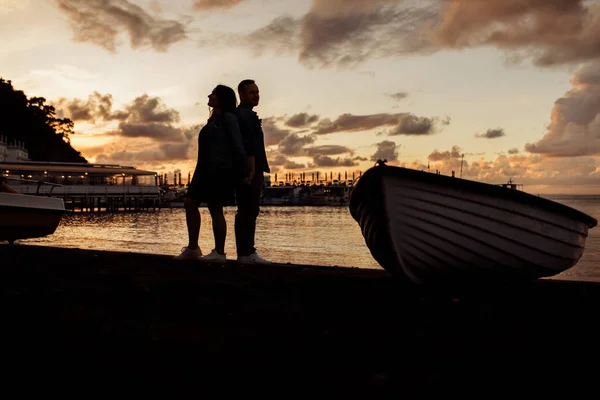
[235,79,271,264]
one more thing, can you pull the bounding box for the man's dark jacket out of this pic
[235,105,270,173]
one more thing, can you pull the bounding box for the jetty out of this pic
[1,161,161,211]
[1,243,599,394]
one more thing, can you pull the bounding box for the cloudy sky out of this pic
[2,0,600,193]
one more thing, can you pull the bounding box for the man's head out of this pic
[238,79,259,108]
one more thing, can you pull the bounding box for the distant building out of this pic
[0,136,29,162]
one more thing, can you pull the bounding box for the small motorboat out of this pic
[0,181,66,244]
[349,160,598,285]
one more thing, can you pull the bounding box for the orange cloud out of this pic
[526,61,600,157]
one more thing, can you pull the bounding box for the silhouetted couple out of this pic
[174,80,271,264]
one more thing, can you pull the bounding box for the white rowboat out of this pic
[349,161,598,285]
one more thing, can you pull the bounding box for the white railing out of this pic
[14,184,160,197]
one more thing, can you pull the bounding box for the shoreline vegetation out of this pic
[0,78,86,163]
[1,243,599,393]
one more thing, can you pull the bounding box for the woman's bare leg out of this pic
[208,204,226,255]
[184,197,201,249]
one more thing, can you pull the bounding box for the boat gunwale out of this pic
[0,192,66,213]
[374,164,598,229]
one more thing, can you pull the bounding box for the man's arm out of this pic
[236,110,258,180]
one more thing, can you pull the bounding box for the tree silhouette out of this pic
[0,78,87,163]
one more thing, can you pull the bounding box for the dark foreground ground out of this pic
[1,244,599,395]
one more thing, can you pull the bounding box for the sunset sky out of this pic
[2,0,600,193]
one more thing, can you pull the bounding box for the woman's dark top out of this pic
[186,112,248,205]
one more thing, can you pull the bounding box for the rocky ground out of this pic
[1,244,598,395]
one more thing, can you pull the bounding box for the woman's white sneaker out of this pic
[200,249,227,263]
[173,247,203,260]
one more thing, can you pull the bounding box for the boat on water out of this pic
[0,186,66,244]
[349,160,598,285]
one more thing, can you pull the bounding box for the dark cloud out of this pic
[371,140,399,162]
[192,0,244,10]
[298,0,438,68]
[388,114,448,135]
[124,94,180,124]
[314,112,446,135]
[430,0,600,67]
[475,128,506,139]
[91,122,201,165]
[277,133,316,156]
[285,112,320,128]
[199,16,300,56]
[508,147,520,155]
[55,92,179,125]
[53,92,125,123]
[304,145,351,156]
[62,92,186,142]
[525,61,600,156]
[266,152,286,166]
[284,160,306,169]
[117,123,184,141]
[267,152,306,170]
[428,145,463,161]
[244,16,300,55]
[314,113,399,134]
[262,117,292,146]
[53,0,188,52]
[387,92,409,101]
[95,142,192,164]
[198,1,435,67]
[309,154,359,167]
[201,0,600,71]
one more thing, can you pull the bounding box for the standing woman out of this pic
[175,85,249,261]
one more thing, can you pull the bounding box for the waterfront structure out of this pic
[0,136,29,162]
[1,160,160,211]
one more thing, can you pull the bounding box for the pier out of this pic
[1,160,162,211]
[1,243,599,394]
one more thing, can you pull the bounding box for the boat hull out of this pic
[349,163,598,285]
[0,193,66,242]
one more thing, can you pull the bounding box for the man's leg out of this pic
[235,182,252,257]
[235,172,263,257]
[246,171,263,254]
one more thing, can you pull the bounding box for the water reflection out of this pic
[24,206,382,269]
[16,196,600,281]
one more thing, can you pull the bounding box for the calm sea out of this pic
[14,195,600,282]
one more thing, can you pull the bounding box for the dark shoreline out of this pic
[2,243,599,394]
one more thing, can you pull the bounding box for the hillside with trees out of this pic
[0,78,87,163]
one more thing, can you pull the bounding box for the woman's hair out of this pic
[210,84,238,119]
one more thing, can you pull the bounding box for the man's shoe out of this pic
[200,249,227,263]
